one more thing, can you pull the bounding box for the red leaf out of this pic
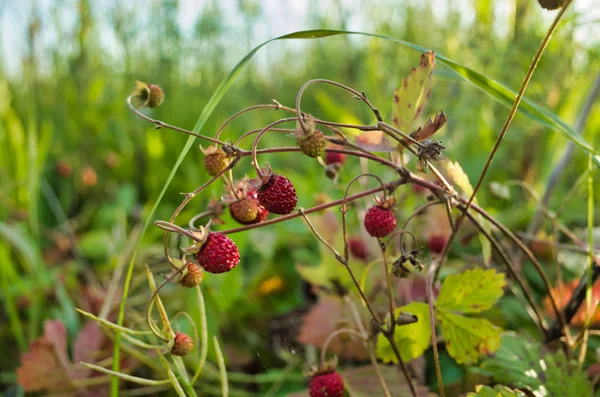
[296,296,369,360]
[16,321,74,394]
[17,318,118,396]
[544,279,600,326]
[73,321,106,378]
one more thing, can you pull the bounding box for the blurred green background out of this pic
[1,0,599,395]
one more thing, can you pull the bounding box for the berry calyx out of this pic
[171,332,194,356]
[294,116,328,158]
[146,84,164,108]
[196,232,240,274]
[131,81,164,108]
[294,118,328,159]
[179,262,203,288]
[202,145,231,177]
[364,197,397,238]
[309,371,345,397]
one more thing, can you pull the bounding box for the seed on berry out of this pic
[257,174,297,215]
[364,205,397,238]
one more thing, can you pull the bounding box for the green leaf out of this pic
[376,302,431,363]
[437,309,502,365]
[544,352,592,397]
[437,268,506,313]
[466,385,527,397]
[480,333,593,397]
[443,161,492,265]
[392,51,434,132]
[479,332,544,391]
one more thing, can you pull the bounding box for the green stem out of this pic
[455,0,574,237]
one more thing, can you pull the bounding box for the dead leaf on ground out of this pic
[296,296,369,361]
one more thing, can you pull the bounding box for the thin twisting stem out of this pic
[453,0,575,258]
[220,177,408,235]
[383,333,418,397]
[299,208,344,262]
[251,118,298,175]
[461,208,549,338]
[378,240,396,325]
[162,156,240,269]
[215,104,282,140]
[127,96,226,145]
[295,79,382,134]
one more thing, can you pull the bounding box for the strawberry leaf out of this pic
[466,385,527,397]
[392,51,435,133]
[437,309,502,365]
[437,268,506,313]
[480,333,593,396]
[478,332,544,390]
[376,302,431,363]
[543,352,592,397]
[296,296,369,361]
[16,321,74,395]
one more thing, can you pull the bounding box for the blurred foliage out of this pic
[0,0,599,396]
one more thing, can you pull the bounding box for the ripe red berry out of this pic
[180,262,203,288]
[171,332,194,356]
[428,235,447,254]
[229,190,268,225]
[348,237,368,260]
[257,174,297,215]
[364,205,397,238]
[196,232,240,274]
[309,371,345,397]
[325,146,346,165]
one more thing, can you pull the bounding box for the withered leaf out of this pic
[296,296,368,360]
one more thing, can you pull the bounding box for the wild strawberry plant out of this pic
[72,3,599,395]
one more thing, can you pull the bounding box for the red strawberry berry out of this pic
[364,205,397,238]
[348,237,368,260]
[229,190,268,225]
[180,262,203,288]
[325,146,346,165]
[196,232,240,274]
[309,371,345,397]
[171,332,194,356]
[428,235,447,254]
[257,174,297,215]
